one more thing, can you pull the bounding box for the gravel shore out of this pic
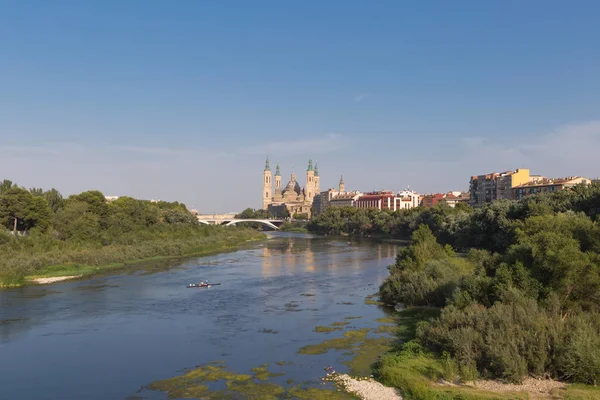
[331,374,403,400]
[31,275,82,284]
[439,377,566,398]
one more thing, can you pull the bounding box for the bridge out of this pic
[196,215,285,230]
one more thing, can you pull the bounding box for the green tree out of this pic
[237,208,257,219]
[29,187,44,197]
[69,190,108,217]
[0,179,18,195]
[52,200,102,242]
[0,187,52,232]
[43,188,65,213]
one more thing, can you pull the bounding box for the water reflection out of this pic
[0,233,401,400]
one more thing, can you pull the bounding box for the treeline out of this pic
[0,180,262,285]
[376,182,600,386]
[307,202,472,243]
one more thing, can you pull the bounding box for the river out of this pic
[0,233,398,400]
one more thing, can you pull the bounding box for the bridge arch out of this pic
[224,219,279,230]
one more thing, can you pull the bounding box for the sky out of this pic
[1,0,599,212]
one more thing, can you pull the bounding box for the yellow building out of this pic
[262,158,319,218]
[470,168,545,206]
[513,176,592,200]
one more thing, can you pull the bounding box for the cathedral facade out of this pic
[262,158,320,218]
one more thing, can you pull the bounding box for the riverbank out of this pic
[372,307,600,400]
[1,227,265,288]
[328,374,402,400]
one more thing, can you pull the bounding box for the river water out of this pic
[0,233,398,400]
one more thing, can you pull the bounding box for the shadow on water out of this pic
[0,232,400,400]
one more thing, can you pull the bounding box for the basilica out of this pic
[262,158,319,218]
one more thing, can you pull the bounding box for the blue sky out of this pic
[1,1,599,212]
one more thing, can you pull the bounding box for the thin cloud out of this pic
[115,145,235,158]
[459,120,600,178]
[353,93,370,103]
[240,133,348,156]
[0,143,86,156]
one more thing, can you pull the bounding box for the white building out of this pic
[397,189,421,209]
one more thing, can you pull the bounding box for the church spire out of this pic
[264,157,271,171]
[275,164,280,176]
[307,159,314,171]
[314,163,319,176]
[339,175,345,192]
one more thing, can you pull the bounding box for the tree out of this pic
[43,188,65,213]
[0,187,51,231]
[0,179,17,195]
[29,187,44,197]
[52,201,101,242]
[237,208,257,219]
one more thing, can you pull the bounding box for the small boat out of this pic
[187,283,221,288]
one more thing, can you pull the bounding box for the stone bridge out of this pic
[196,215,284,230]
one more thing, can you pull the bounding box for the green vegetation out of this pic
[235,207,273,219]
[315,321,351,333]
[279,221,309,232]
[315,325,342,333]
[298,328,372,355]
[373,182,600,396]
[148,361,353,399]
[0,180,264,286]
[298,314,404,377]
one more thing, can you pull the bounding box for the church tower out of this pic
[339,175,345,192]
[274,164,282,193]
[263,158,272,210]
[305,159,315,202]
[314,164,320,194]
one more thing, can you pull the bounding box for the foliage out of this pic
[377,182,600,386]
[235,208,273,219]
[0,180,264,285]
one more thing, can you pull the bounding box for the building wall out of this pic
[496,169,529,200]
[469,173,499,207]
[512,177,591,200]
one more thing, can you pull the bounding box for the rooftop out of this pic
[514,176,588,188]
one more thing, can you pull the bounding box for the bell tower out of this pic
[263,158,272,210]
[314,163,320,194]
[306,159,315,201]
[339,175,345,192]
[274,164,282,193]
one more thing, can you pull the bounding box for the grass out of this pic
[1,227,265,287]
[373,307,600,400]
[563,384,600,400]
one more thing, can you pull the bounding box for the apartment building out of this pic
[355,190,421,211]
[512,176,592,200]
[470,168,538,207]
[328,191,362,208]
[422,192,470,208]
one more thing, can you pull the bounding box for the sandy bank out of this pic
[440,377,566,399]
[330,374,403,400]
[31,275,82,284]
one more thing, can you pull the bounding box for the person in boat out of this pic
[198,281,205,286]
